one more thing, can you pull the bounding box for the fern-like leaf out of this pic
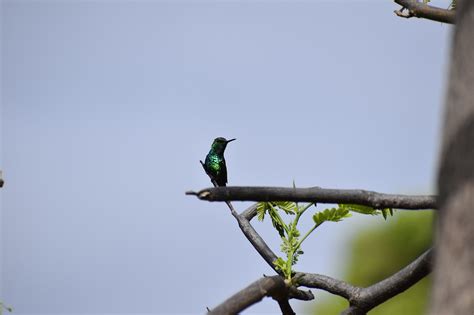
[313,207,351,225]
[256,202,269,221]
[273,201,297,214]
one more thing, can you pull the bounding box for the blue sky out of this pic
[1,1,451,314]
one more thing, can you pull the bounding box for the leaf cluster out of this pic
[257,199,394,281]
[338,204,394,220]
[257,201,296,237]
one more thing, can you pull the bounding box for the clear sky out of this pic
[1,0,451,314]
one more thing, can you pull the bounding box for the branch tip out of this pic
[394,0,455,24]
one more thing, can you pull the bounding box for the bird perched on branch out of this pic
[200,137,236,187]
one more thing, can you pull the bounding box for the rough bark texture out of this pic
[431,1,474,314]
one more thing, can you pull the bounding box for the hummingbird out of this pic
[201,137,236,186]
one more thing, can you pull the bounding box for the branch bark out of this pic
[191,175,434,313]
[207,276,294,315]
[187,186,437,210]
[189,194,432,313]
[394,0,455,24]
[297,248,434,314]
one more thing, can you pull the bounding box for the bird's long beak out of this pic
[227,138,236,143]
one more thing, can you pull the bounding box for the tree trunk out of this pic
[431,1,474,314]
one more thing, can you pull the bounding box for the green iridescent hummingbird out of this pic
[200,137,236,186]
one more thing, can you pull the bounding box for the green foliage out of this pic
[273,257,287,273]
[257,202,288,237]
[258,198,394,281]
[311,211,434,314]
[338,204,394,219]
[260,201,310,280]
[272,201,297,215]
[313,207,351,225]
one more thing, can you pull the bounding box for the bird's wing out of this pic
[221,159,228,186]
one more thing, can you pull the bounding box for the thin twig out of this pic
[234,208,279,271]
[394,0,455,24]
[186,186,437,209]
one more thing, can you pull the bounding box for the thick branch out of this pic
[295,273,358,300]
[297,248,434,313]
[394,0,455,24]
[207,248,432,315]
[187,186,437,209]
[208,275,294,315]
[358,248,433,309]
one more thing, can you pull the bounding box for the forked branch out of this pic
[188,183,435,313]
[297,248,433,314]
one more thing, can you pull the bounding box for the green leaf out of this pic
[293,249,304,265]
[273,257,288,275]
[280,237,291,255]
[268,204,286,237]
[273,201,297,215]
[256,202,269,221]
[290,228,300,238]
[339,204,394,220]
[340,204,377,215]
[313,207,351,225]
[381,208,394,220]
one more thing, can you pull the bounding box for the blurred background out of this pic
[1,0,450,314]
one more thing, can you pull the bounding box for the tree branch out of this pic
[297,248,434,314]
[207,275,294,315]
[394,0,455,24]
[358,248,433,309]
[199,171,314,307]
[190,179,432,312]
[186,186,437,210]
[241,203,259,221]
[295,273,358,300]
[233,208,279,271]
[229,205,315,301]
